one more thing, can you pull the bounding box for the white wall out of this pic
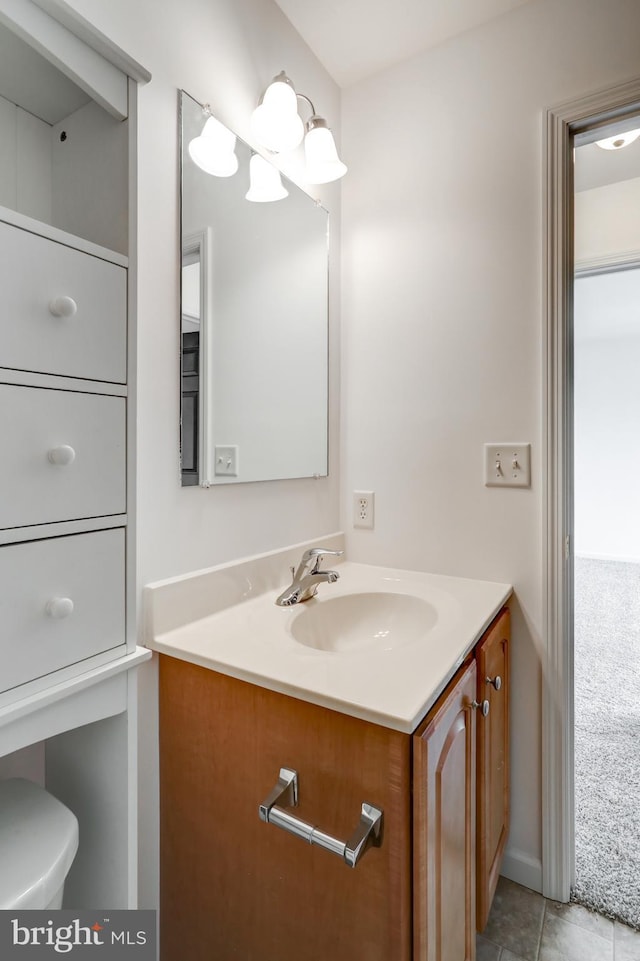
[57,0,342,909]
[574,269,640,562]
[574,163,640,562]
[341,0,640,890]
[575,177,640,267]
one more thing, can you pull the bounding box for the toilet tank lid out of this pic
[0,778,79,910]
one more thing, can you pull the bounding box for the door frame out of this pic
[543,76,640,901]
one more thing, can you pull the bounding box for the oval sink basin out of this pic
[289,592,438,653]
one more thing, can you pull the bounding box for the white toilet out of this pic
[0,778,79,909]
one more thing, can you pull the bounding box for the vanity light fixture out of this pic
[251,71,347,184]
[188,106,239,177]
[595,128,640,150]
[245,153,289,202]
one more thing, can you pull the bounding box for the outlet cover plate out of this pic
[353,490,375,529]
[484,443,531,488]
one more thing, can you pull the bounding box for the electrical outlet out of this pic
[353,490,375,529]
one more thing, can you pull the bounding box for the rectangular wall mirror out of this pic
[179,90,329,486]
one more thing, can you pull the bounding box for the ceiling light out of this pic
[595,129,640,150]
[245,153,289,202]
[250,72,304,153]
[188,113,239,176]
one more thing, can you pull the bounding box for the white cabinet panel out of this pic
[16,108,52,224]
[0,384,125,529]
[0,528,125,692]
[0,219,126,383]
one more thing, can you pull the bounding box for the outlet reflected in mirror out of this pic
[180,90,329,486]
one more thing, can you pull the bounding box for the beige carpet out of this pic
[572,556,640,930]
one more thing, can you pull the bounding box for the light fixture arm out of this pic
[296,92,317,121]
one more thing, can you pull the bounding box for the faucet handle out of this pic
[302,546,344,572]
[303,547,344,560]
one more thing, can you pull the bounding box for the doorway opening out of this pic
[543,76,640,911]
[571,124,640,928]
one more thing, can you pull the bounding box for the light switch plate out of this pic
[484,443,531,488]
[214,445,239,477]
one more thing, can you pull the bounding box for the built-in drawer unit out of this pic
[0,527,126,692]
[0,219,127,384]
[0,383,126,529]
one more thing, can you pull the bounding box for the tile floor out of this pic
[478,878,640,961]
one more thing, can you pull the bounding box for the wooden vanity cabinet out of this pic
[475,607,510,933]
[159,607,510,961]
[159,659,413,961]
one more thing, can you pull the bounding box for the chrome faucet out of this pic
[275,547,344,606]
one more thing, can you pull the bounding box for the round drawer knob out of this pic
[49,296,78,318]
[46,597,74,619]
[472,699,490,717]
[486,675,502,691]
[47,445,76,466]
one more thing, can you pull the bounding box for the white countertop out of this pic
[145,539,511,733]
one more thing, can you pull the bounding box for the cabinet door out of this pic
[413,658,477,961]
[475,607,510,932]
[160,658,412,961]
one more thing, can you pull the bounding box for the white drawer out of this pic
[0,220,126,383]
[0,528,125,693]
[0,384,126,529]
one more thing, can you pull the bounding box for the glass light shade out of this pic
[250,79,304,153]
[188,116,239,176]
[595,129,640,150]
[303,122,347,184]
[245,154,289,202]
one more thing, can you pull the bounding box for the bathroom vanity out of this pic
[0,1,150,908]
[146,536,511,960]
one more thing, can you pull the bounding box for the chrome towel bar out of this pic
[258,767,383,868]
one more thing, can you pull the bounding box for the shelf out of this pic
[0,647,151,757]
[0,202,128,267]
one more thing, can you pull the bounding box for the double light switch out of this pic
[484,444,531,488]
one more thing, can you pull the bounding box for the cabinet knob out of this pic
[49,296,78,318]
[486,675,502,691]
[472,699,490,717]
[47,445,76,466]
[45,597,74,619]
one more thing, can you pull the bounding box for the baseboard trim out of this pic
[501,847,543,895]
